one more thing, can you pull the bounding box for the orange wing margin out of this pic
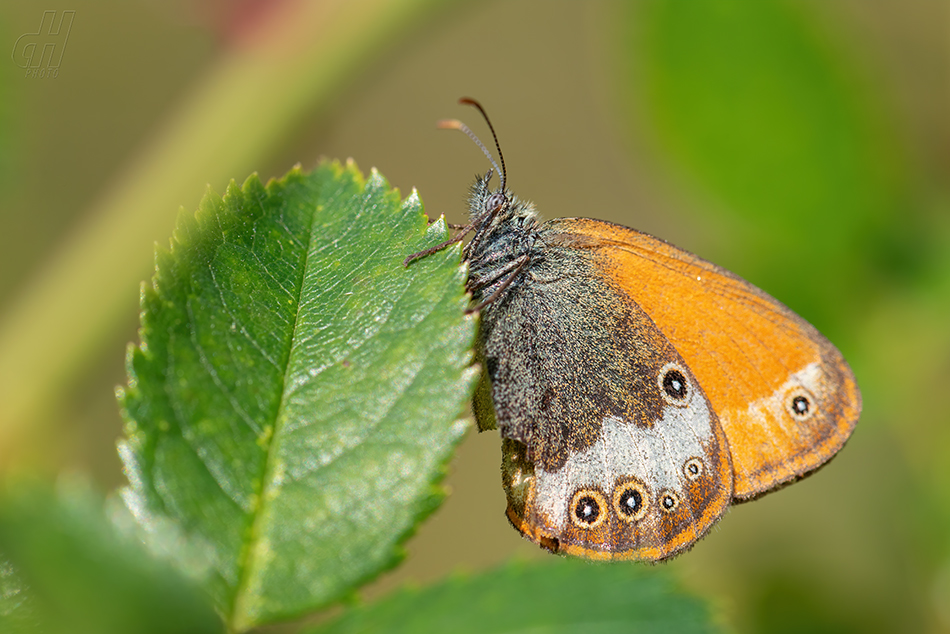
[546,218,861,499]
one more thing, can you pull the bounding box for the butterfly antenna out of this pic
[437,97,507,192]
[437,119,502,184]
[458,97,507,192]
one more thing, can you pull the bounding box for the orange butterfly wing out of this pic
[546,218,861,499]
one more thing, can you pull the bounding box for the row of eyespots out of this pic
[661,360,821,424]
[569,458,706,530]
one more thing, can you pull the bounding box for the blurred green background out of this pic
[1,1,948,632]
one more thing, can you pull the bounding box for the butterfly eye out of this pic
[785,387,817,421]
[570,489,607,529]
[684,458,704,481]
[658,362,691,407]
[659,490,680,513]
[612,479,649,523]
[484,192,506,213]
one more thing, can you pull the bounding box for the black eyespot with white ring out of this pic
[785,386,818,422]
[612,478,649,523]
[570,488,607,530]
[684,457,704,481]
[659,490,680,513]
[658,362,691,407]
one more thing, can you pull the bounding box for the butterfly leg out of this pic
[466,255,531,314]
[403,222,475,267]
[425,215,466,230]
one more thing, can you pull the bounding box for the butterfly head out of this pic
[437,99,542,299]
[402,98,539,278]
[465,169,537,235]
[438,98,526,233]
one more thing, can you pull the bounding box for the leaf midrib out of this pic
[227,188,320,633]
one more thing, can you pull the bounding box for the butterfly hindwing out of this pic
[477,241,733,560]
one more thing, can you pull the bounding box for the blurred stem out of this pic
[0,0,454,468]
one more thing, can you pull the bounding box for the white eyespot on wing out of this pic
[532,380,715,532]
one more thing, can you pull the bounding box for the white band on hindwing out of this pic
[531,371,714,532]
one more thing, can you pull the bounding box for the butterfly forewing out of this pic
[546,218,861,499]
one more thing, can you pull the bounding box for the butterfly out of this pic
[406,98,861,561]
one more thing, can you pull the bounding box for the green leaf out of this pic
[117,160,477,630]
[306,559,724,634]
[0,558,41,634]
[0,481,221,634]
[623,0,908,329]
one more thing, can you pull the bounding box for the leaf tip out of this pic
[240,171,264,192]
